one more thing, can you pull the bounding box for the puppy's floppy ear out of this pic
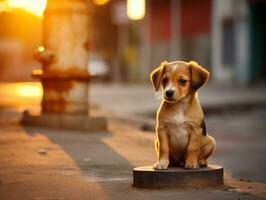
[189,61,209,91]
[150,61,167,91]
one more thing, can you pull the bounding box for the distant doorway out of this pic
[249,0,266,82]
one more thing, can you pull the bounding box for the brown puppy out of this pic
[150,60,216,169]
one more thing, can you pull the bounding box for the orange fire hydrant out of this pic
[35,0,91,114]
[22,0,107,132]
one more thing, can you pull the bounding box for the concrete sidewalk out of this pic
[90,83,266,116]
[0,111,265,200]
[89,83,266,132]
[0,82,265,115]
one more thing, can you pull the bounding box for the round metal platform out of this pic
[133,164,223,189]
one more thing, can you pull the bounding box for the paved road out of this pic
[0,82,266,199]
[206,109,266,183]
[0,111,265,200]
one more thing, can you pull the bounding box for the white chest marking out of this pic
[166,103,187,125]
[174,110,186,124]
[167,104,190,157]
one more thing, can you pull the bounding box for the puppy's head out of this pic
[150,60,209,103]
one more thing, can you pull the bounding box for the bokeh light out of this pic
[7,0,47,17]
[127,0,145,20]
[93,0,110,6]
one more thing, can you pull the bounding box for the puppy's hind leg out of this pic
[198,135,216,167]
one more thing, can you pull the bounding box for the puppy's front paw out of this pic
[185,161,199,169]
[153,160,169,170]
[198,159,208,167]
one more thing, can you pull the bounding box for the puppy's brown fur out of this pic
[150,60,216,169]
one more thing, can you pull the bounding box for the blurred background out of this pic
[0,0,265,83]
[0,0,266,190]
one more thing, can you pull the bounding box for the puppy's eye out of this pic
[162,77,168,86]
[179,79,187,86]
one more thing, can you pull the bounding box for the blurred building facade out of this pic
[212,0,266,84]
[116,0,266,84]
[0,0,265,84]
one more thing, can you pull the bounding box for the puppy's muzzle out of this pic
[165,90,174,98]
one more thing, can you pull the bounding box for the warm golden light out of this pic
[93,0,110,6]
[16,83,43,98]
[32,69,43,77]
[0,82,42,98]
[0,2,7,13]
[38,46,45,52]
[127,0,145,20]
[0,82,42,112]
[7,0,47,17]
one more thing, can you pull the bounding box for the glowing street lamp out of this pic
[6,0,47,17]
[93,0,110,6]
[127,0,145,20]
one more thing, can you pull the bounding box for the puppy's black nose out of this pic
[165,90,174,98]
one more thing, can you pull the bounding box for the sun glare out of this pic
[16,83,43,98]
[7,0,47,17]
